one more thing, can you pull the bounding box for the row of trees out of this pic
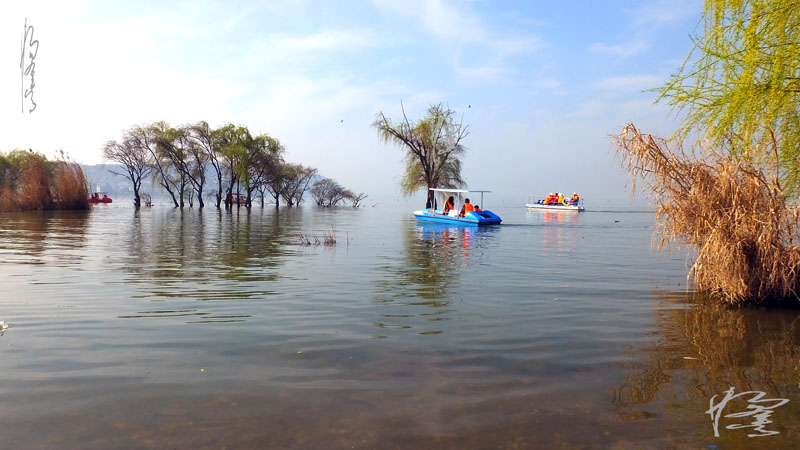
[103,121,364,209]
[310,177,368,207]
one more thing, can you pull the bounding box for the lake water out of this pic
[1,204,798,449]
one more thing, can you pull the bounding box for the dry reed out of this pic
[0,150,89,212]
[14,152,52,210]
[52,151,89,210]
[615,124,800,304]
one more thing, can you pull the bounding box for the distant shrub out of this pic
[0,150,89,212]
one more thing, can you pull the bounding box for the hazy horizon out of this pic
[1,0,699,202]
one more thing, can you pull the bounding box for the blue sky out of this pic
[1,0,700,205]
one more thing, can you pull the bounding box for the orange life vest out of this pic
[572,194,579,202]
[444,199,454,212]
[474,206,482,211]
[463,203,474,215]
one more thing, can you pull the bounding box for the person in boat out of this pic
[474,205,481,212]
[443,196,455,214]
[460,198,474,217]
[558,193,564,204]
[571,192,579,205]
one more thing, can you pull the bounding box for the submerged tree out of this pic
[103,138,152,208]
[125,124,181,207]
[660,0,800,193]
[373,102,468,208]
[152,122,193,208]
[311,177,351,207]
[213,124,250,208]
[188,121,223,208]
[242,134,283,207]
[348,191,368,207]
[280,163,317,207]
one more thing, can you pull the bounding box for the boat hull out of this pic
[413,209,502,225]
[526,203,583,212]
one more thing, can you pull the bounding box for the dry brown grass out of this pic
[52,151,89,210]
[0,150,88,212]
[615,123,800,304]
[14,152,52,210]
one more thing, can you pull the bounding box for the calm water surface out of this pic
[1,204,798,449]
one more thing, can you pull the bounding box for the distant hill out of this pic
[82,164,134,196]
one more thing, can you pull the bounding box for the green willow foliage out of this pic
[373,103,468,204]
[660,0,800,193]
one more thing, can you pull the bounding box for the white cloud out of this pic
[587,0,698,58]
[371,0,487,44]
[372,0,542,84]
[593,75,663,92]
[588,41,647,57]
[265,29,379,52]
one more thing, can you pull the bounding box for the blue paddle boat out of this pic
[413,188,502,226]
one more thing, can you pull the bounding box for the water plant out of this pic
[0,150,88,212]
[616,124,800,304]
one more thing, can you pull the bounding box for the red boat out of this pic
[89,192,113,204]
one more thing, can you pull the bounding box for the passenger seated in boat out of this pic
[571,192,579,205]
[474,205,481,212]
[443,196,455,214]
[460,198,474,217]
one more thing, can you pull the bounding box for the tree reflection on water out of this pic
[372,221,488,336]
[116,207,301,322]
[612,291,800,446]
[0,210,89,264]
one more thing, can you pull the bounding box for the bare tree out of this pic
[126,125,180,207]
[103,138,152,208]
[348,191,368,207]
[311,177,350,207]
[281,163,317,206]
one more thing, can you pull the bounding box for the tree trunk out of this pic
[215,173,222,208]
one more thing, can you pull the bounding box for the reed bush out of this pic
[615,124,800,305]
[0,150,89,212]
[52,151,89,210]
[16,152,52,210]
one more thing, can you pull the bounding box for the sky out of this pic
[0,0,701,205]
